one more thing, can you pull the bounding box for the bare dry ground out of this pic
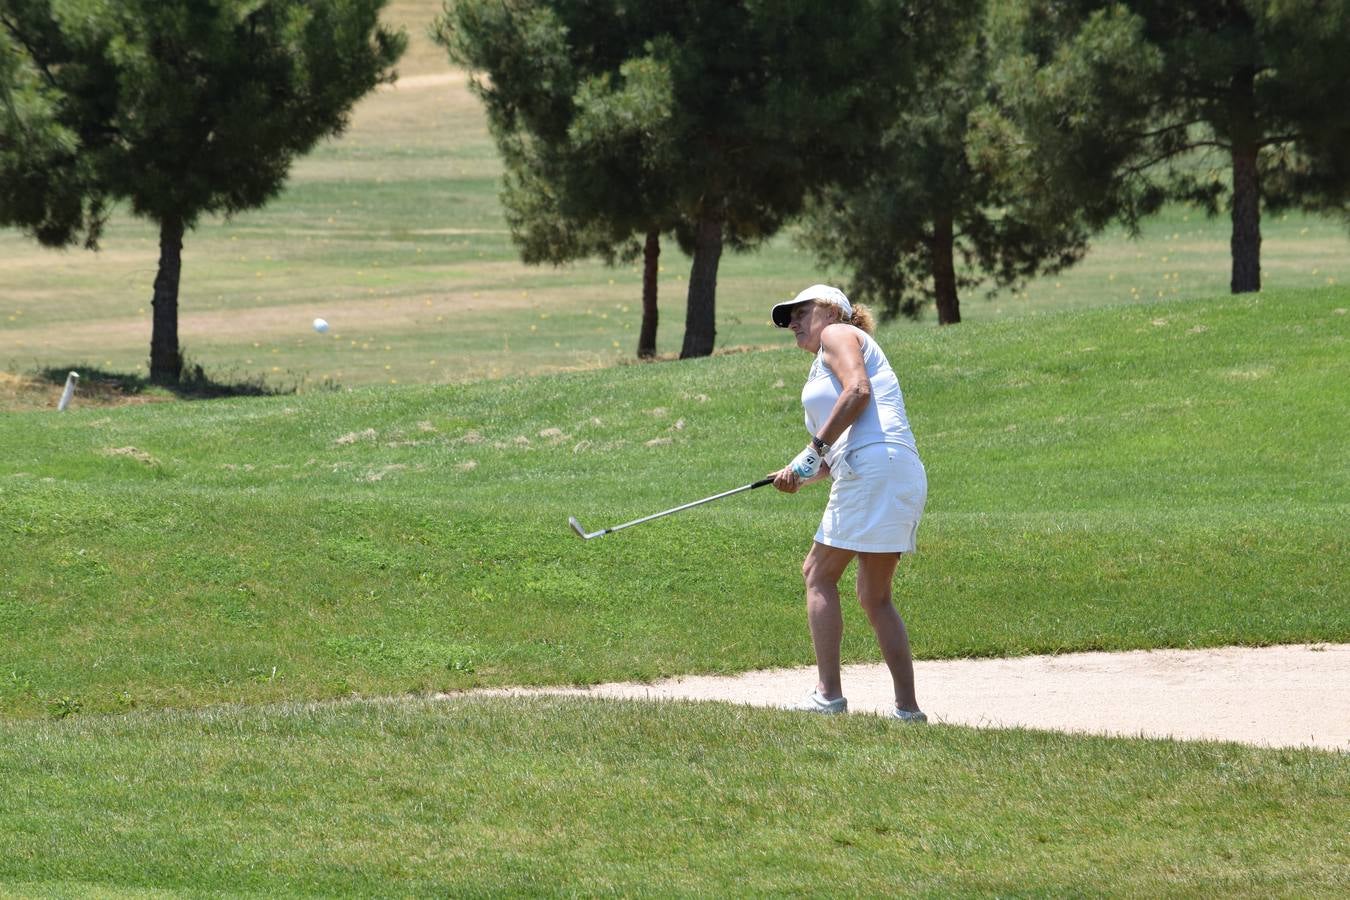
[0,371,169,411]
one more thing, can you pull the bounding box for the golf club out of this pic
[569,477,774,539]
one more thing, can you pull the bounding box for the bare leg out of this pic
[802,542,856,699]
[856,551,920,712]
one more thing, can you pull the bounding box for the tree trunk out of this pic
[638,229,660,359]
[932,213,961,325]
[1229,67,1261,294]
[150,216,185,385]
[680,213,723,359]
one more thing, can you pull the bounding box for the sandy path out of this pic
[459,644,1349,752]
[382,72,468,91]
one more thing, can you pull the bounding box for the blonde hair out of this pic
[814,299,875,335]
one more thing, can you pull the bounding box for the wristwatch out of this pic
[811,434,831,454]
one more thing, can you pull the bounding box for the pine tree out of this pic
[0,0,404,383]
[974,0,1350,294]
[438,4,680,357]
[801,17,1092,325]
[438,0,968,357]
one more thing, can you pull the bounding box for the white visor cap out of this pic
[771,284,853,328]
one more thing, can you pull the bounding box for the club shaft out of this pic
[603,478,773,535]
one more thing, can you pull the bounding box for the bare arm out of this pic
[813,324,871,446]
[770,325,869,494]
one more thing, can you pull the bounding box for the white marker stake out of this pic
[57,371,79,411]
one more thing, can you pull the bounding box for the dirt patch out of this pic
[102,446,160,466]
[455,644,1350,752]
[0,372,55,410]
[381,72,469,91]
[0,370,169,412]
[335,428,379,445]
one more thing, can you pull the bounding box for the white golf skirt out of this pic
[816,442,927,554]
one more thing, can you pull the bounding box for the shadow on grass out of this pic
[37,361,295,402]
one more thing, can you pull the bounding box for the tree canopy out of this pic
[972,0,1350,294]
[800,13,1093,325]
[0,0,405,382]
[437,7,681,357]
[438,0,969,357]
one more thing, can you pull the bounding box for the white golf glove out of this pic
[788,444,822,480]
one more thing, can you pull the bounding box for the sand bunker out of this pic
[460,644,1349,752]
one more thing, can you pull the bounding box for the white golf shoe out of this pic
[792,690,848,714]
[890,707,928,723]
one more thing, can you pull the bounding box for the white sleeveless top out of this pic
[802,327,918,468]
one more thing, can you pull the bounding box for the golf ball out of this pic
[313,318,329,334]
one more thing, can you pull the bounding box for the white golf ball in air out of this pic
[313,318,330,334]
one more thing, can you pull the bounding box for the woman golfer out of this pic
[770,284,927,722]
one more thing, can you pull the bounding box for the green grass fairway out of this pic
[2,699,1346,896]
[3,289,1345,717]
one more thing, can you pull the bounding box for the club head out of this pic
[568,516,594,539]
